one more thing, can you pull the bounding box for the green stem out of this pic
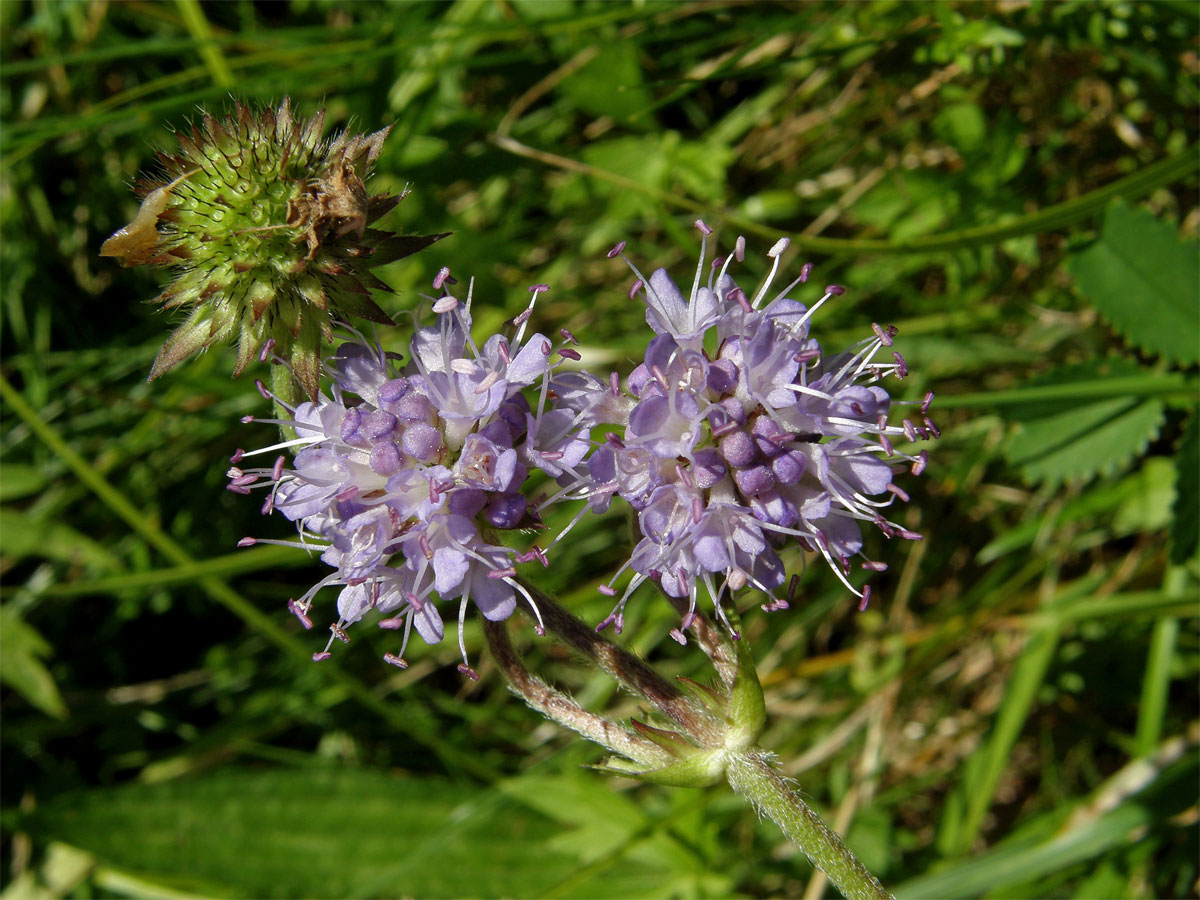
[725,751,893,900]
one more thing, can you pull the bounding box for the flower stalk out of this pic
[488,582,892,900]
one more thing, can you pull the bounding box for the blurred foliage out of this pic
[1,1,1197,898]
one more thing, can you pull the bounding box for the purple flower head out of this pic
[576,224,935,634]
[228,278,593,671]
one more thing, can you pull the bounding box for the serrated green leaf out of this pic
[1170,410,1199,563]
[1003,358,1166,485]
[1067,199,1200,364]
[0,606,68,719]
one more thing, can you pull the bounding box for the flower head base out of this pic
[228,277,595,672]
[562,224,935,633]
[102,98,447,400]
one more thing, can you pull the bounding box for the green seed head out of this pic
[102,98,446,399]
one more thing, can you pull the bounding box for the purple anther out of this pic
[669,627,688,645]
[675,462,694,488]
[898,528,924,541]
[628,279,643,299]
[497,340,511,364]
[226,483,251,495]
[874,517,896,538]
[880,434,894,456]
[230,449,245,463]
[902,419,918,442]
[681,612,696,630]
[534,623,546,636]
[378,615,405,630]
[597,584,617,596]
[607,241,627,259]
[604,432,625,449]
[912,450,928,476]
[272,456,286,480]
[432,266,451,289]
[768,237,791,258]
[609,371,621,395]
[872,323,893,347]
[406,592,423,611]
[558,347,581,361]
[530,283,550,294]
[260,495,275,515]
[735,235,746,262]
[432,296,458,314]
[255,379,271,400]
[694,219,713,235]
[487,566,518,579]
[862,560,888,572]
[237,536,257,547]
[540,338,552,357]
[418,534,434,560]
[312,651,332,662]
[540,450,564,461]
[691,496,704,524]
[729,286,751,311]
[560,328,578,344]
[887,483,910,502]
[457,663,481,682]
[923,417,941,439]
[288,600,314,630]
[794,348,820,363]
[787,574,800,603]
[826,284,845,296]
[712,256,725,270]
[675,567,689,596]
[761,597,790,612]
[858,585,871,612]
[383,653,409,668]
[922,391,935,414]
[335,485,359,503]
[651,364,670,390]
[892,352,908,378]
[799,261,813,282]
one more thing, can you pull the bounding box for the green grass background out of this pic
[2,1,1197,897]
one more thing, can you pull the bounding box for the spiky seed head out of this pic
[102,98,447,400]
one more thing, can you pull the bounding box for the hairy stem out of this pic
[725,751,893,900]
[517,577,717,740]
[482,618,671,766]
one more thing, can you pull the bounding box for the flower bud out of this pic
[102,98,447,400]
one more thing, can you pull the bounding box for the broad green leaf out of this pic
[1170,410,1199,563]
[1067,199,1200,365]
[1003,358,1166,485]
[1111,456,1175,535]
[0,606,68,719]
[18,769,719,900]
[0,508,121,572]
[560,42,652,124]
[0,463,48,501]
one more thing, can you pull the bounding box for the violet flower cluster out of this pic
[227,275,597,675]
[229,224,934,667]
[553,223,934,639]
